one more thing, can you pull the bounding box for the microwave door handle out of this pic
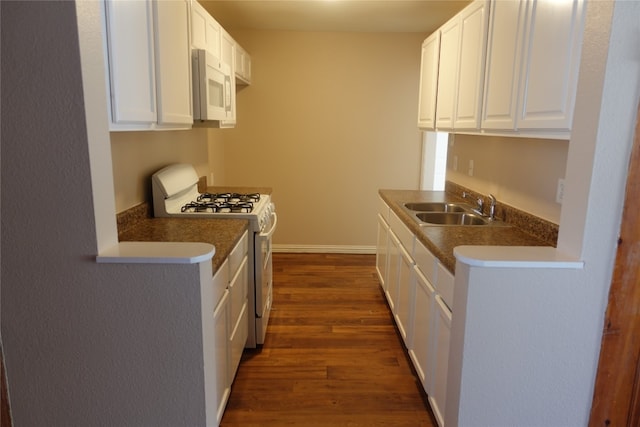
[259,212,278,239]
[224,75,232,113]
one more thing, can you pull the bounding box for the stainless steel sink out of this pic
[401,199,509,226]
[404,202,468,213]
[416,212,488,226]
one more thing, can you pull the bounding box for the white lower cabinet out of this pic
[386,231,401,312]
[430,295,452,427]
[203,231,249,426]
[227,231,249,382]
[212,288,230,424]
[395,243,414,345]
[376,211,390,291]
[228,256,248,381]
[409,267,437,395]
[376,198,454,427]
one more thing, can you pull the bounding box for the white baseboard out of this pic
[272,244,376,254]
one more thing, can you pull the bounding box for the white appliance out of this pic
[152,163,277,347]
[192,49,233,122]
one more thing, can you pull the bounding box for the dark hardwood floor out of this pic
[221,253,437,426]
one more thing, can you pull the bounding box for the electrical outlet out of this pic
[453,155,458,171]
[556,178,565,203]
[468,159,474,176]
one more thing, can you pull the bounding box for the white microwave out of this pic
[192,49,233,122]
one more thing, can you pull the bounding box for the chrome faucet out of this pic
[462,191,484,216]
[463,191,497,219]
[488,194,497,221]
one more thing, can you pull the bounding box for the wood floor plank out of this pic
[220,253,437,426]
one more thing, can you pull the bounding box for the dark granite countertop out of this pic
[379,189,551,273]
[119,217,249,274]
[117,185,272,274]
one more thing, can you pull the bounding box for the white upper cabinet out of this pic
[154,0,193,127]
[417,31,440,130]
[481,0,527,130]
[189,1,251,128]
[435,0,489,131]
[453,0,489,130]
[104,0,157,126]
[516,0,585,131]
[104,0,192,131]
[191,0,251,87]
[421,0,585,138]
[434,16,460,130]
[235,43,252,85]
[190,0,221,59]
[221,29,235,67]
[482,0,585,133]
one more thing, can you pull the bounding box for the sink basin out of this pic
[416,212,488,226]
[404,202,468,213]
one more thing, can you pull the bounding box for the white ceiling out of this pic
[199,0,471,34]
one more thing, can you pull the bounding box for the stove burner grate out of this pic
[181,192,260,214]
[197,192,260,204]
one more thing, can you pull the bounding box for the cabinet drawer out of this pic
[436,263,455,310]
[414,239,437,284]
[228,230,248,276]
[390,210,414,255]
[377,196,390,223]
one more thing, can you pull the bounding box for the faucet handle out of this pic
[488,194,497,220]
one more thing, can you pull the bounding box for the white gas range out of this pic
[152,163,277,347]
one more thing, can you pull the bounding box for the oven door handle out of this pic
[259,212,278,239]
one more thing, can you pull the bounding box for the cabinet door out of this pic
[205,15,222,59]
[104,0,157,125]
[481,0,527,130]
[410,267,437,396]
[395,243,414,346]
[386,232,401,312]
[189,0,207,50]
[229,257,248,381]
[417,31,441,130]
[430,295,452,427]
[235,44,252,85]
[375,213,390,290]
[453,0,489,130]
[154,0,192,127]
[221,29,235,67]
[435,16,460,130]
[190,0,221,58]
[212,289,230,425]
[517,0,585,131]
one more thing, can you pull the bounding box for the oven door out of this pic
[254,210,277,344]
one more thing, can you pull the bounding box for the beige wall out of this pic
[110,129,218,212]
[218,30,426,250]
[446,134,568,224]
[109,28,568,245]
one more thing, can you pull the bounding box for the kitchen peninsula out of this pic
[377,185,583,426]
